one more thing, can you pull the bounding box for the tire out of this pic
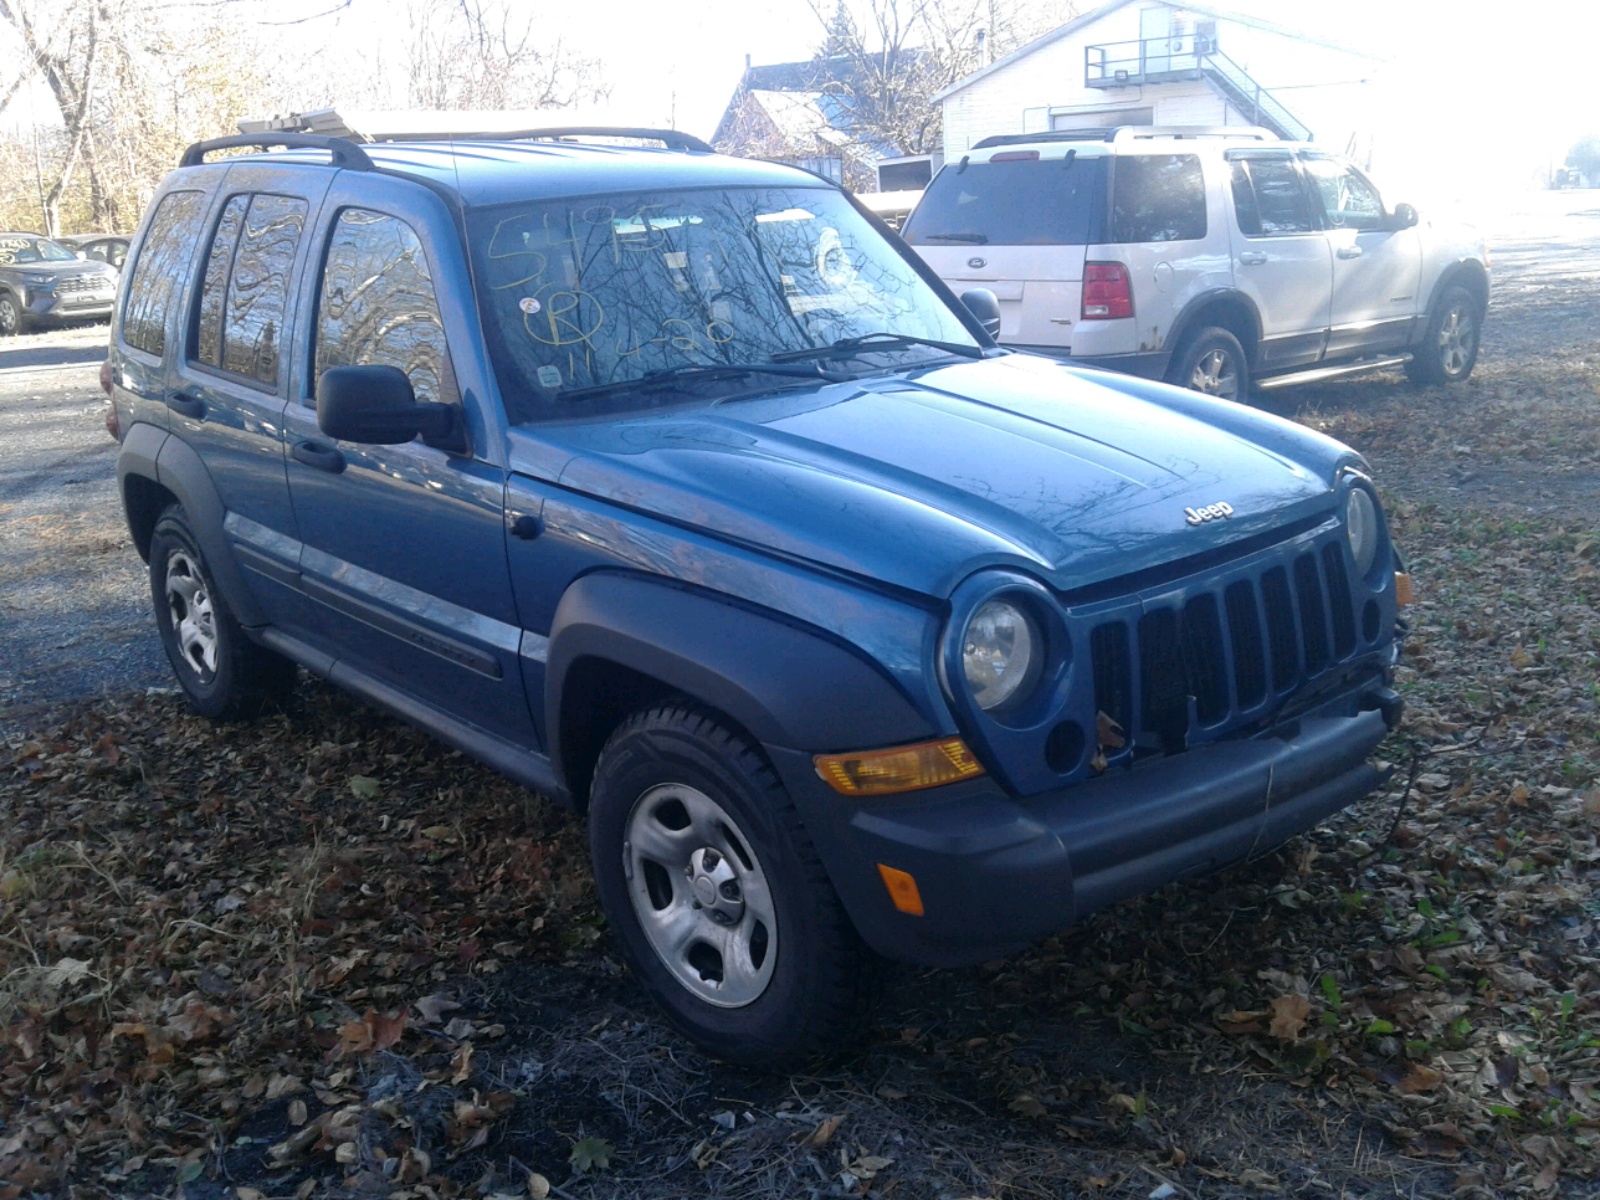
[148,504,295,720]
[0,292,28,337]
[1168,326,1249,401]
[588,702,877,1069]
[1405,284,1482,385]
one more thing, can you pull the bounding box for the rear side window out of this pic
[1230,157,1315,236]
[902,157,1108,247]
[1110,155,1205,243]
[121,191,207,357]
[192,192,309,386]
[314,208,452,406]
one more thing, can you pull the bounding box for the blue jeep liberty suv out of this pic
[108,128,1405,1066]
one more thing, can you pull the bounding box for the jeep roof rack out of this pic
[366,126,714,153]
[971,125,1276,150]
[180,133,375,170]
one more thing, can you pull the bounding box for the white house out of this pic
[935,1,1381,158]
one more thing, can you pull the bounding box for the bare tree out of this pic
[0,0,108,233]
[405,0,607,111]
[801,0,1080,160]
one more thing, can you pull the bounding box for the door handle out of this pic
[1336,245,1364,260]
[292,438,346,474]
[166,392,204,419]
[1238,251,1268,266]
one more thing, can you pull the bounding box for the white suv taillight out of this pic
[1082,261,1133,320]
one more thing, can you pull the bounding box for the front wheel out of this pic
[1169,326,1249,401]
[1405,285,1482,385]
[588,703,876,1068]
[0,292,27,337]
[149,505,295,720]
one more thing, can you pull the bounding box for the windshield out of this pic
[468,186,978,421]
[0,235,76,264]
[902,156,1109,247]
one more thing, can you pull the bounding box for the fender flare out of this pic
[545,571,937,786]
[1162,288,1264,363]
[150,432,268,628]
[1417,258,1490,331]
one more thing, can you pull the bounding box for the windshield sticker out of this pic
[519,296,542,315]
[536,365,562,389]
[663,251,688,270]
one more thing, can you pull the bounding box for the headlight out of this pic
[962,598,1040,710]
[22,273,53,287]
[1346,486,1378,576]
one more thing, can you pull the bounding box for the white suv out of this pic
[903,127,1489,399]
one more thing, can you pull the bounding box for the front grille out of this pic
[57,275,111,295]
[1089,537,1359,761]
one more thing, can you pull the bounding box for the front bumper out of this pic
[771,682,1397,967]
[25,289,115,323]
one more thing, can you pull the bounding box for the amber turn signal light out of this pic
[877,863,925,916]
[1394,572,1413,606]
[814,738,984,797]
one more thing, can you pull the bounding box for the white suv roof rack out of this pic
[1111,126,1277,142]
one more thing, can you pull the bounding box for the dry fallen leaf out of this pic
[802,1114,843,1148]
[1269,994,1312,1041]
[1397,1064,1445,1094]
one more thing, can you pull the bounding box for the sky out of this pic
[7,0,1598,205]
[276,0,1599,207]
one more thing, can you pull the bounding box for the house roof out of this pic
[931,0,1382,104]
[712,51,928,157]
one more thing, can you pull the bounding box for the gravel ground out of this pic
[0,322,171,733]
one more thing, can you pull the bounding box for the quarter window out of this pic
[1300,156,1386,232]
[121,191,207,357]
[314,209,452,406]
[1110,155,1206,243]
[192,192,309,386]
[1230,157,1316,236]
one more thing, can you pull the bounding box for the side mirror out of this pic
[1391,202,1419,230]
[316,364,461,448]
[960,287,1002,339]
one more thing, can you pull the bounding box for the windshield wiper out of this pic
[557,360,849,403]
[770,331,988,365]
[920,232,988,243]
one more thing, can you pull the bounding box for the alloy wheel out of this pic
[1189,348,1239,399]
[1438,304,1476,377]
[623,782,778,1008]
[165,549,219,679]
[0,296,17,336]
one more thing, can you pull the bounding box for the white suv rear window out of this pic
[903,157,1108,247]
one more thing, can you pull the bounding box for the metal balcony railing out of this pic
[1084,36,1311,142]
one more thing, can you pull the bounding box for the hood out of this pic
[509,354,1362,599]
[7,258,116,281]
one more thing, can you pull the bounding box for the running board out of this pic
[1255,354,1412,391]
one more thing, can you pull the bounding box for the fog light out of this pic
[814,738,984,796]
[877,864,924,915]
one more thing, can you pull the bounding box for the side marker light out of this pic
[1394,572,1413,606]
[877,864,925,916]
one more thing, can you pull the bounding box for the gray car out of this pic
[0,232,120,334]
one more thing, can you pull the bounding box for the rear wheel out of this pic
[588,703,876,1068]
[1169,326,1249,401]
[149,504,295,720]
[1405,284,1481,385]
